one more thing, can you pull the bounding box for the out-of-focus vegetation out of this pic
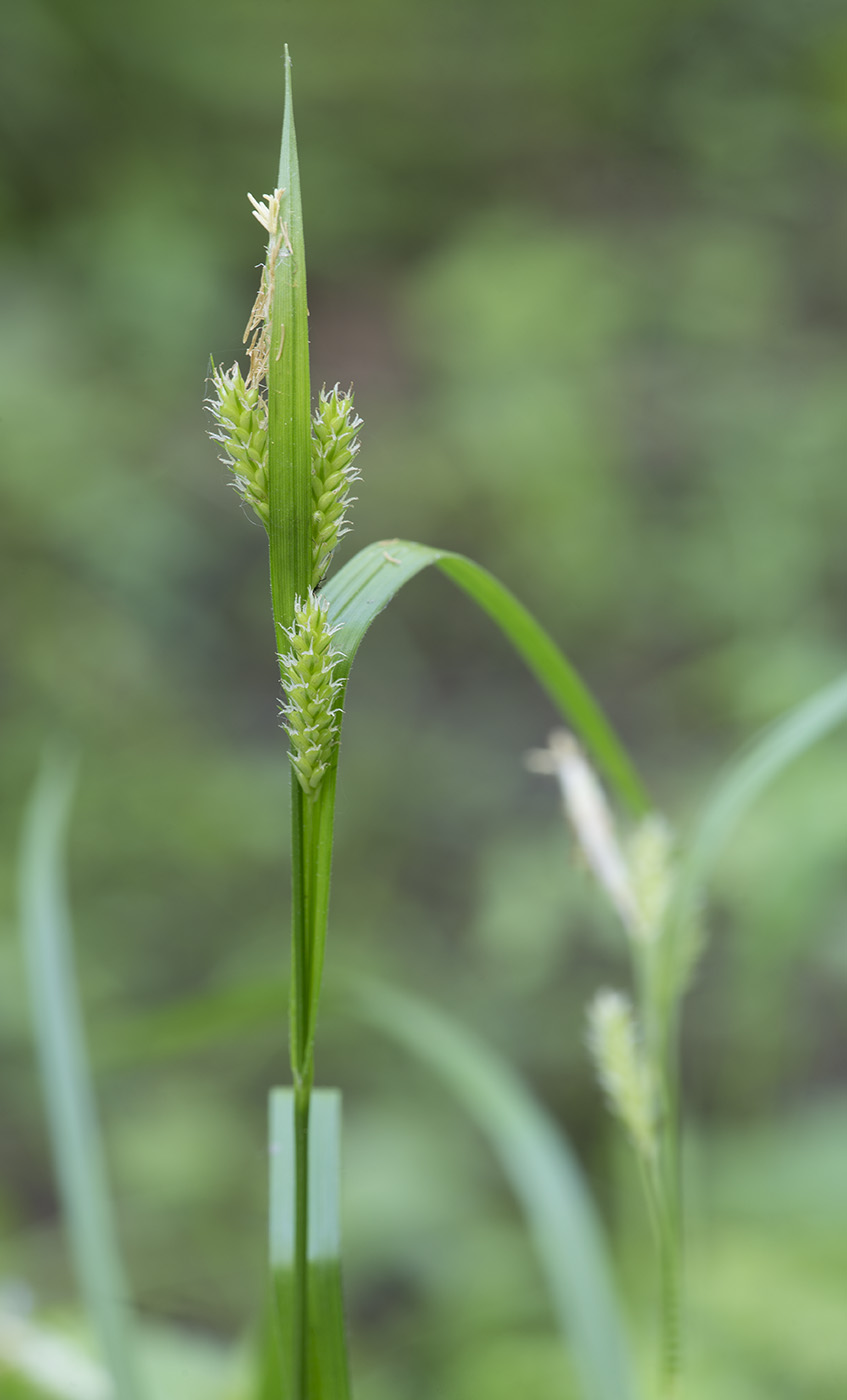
[3,1,847,1395]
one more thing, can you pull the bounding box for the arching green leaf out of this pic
[323,539,648,814]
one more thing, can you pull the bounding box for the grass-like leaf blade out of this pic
[322,539,647,814]
[268,45,312,628]
[18,752,146,1400]
[350,975,639,1400]
[680,669,847,911]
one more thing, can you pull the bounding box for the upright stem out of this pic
[266,52,312,1399]
[289,782,309,1084]
[288,756,313,1400]
[639,931,683,1395]
[658,1008,683,1396]
[284,673,312,1400]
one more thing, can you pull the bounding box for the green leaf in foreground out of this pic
[18,752,147,1400]
[268,1089,351,1400]
[349,975,639,1400]
[322,539,648,816]
[296,536,649,1103]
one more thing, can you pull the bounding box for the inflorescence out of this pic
[207,191,363,798]
[278,592,344,799]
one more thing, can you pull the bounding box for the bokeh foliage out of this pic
[3,0,847,1394]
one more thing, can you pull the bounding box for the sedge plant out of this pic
[205,47,649,1400]
[527,667,847,1398]
[528,732,703,1398]
[17,48,847,1400]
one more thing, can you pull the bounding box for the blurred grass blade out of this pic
[103,976,287,1067]
[0,1308,111,1400]
[323,539,647,815]
[349,975,638,1400]
[269,1089,352,1399]
[18,751,146,1400]
[680,669,847,906]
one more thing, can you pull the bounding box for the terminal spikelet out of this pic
[310,386,363,587]
[279,591,344,798]
[206,362,269,525]
[587,989,657,1163]
[244,189,287,392]
[526,730,637,932]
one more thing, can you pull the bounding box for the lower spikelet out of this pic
[587,990,657,1162]
[279,592,344,798]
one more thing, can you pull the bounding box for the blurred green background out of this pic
[3,1,847,1396]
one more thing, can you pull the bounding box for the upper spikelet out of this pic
[310,386,363,587]
[279,591,344,798]
[206,362,269,524]
[207,193,364,589]
[244,189,287,393]
[526,730,637,932]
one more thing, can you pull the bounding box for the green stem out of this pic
[304,765,340,1061]
[638,1139,681,1396]
[266,52,312,1398]
[289,781,309,1085]
[658,1010,683,1396]
[634,933,683,1395]
[288,776,311,1398]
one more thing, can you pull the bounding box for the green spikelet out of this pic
[587,990,656,1163]
[279,591,344,798]
[206,362,269,525]
[627,815,705,992]
[310,385,362,586]
[627,815,674,945]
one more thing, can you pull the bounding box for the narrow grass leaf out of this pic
[18,752,146,1400]
[267,46,312,629]
[679,669,847,912]
[322,539,647,815]
[349,975,639,1400]
[268,1089,351,1400]
[102,976,287,1068]
[0,1308,111,1400]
